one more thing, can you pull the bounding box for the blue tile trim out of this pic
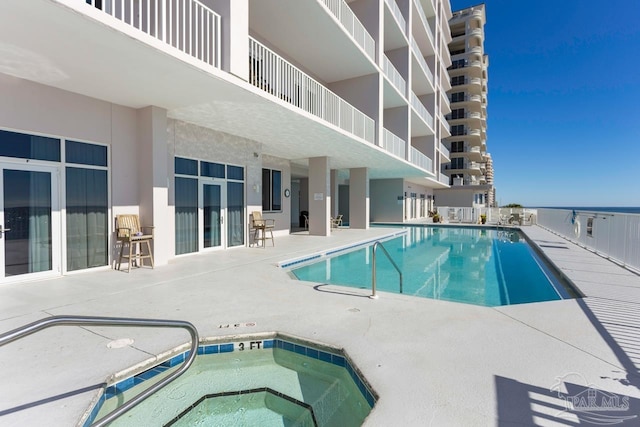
[279,230,407,269]
[275,338,376,407]
[87,337,376,426]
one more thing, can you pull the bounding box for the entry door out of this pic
[200,181,225,250]
[0,163,60,281]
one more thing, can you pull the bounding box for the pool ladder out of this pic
[0,315,199,427]
[370,241,403,299]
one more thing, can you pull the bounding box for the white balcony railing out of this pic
[86,0,221,67]
[385,0,406,33]
[439,172,450,185]
[382,55,406,96]
[410,92,434,128]
[320,0,375,61]
[382,128,406,159]
[413,0,434,47]
[410,36,434,84]
[410,146,432,171]
[439,142,449,159]
[249,37,375,143]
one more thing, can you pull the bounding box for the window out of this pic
[66,141,107,166]
[201,161,225,178]
[451,158,465,169]
[175,157,198,176]
[448,59,466,70]
[450,125,465,136]
[450,108,465,119]
[0,129,60,162]
[450,141,464,153]
[450,92,465,103]
[451,76,465,86]
[262,168,282,211]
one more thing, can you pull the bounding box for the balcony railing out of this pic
[85,0,221,67]
[413,0,435,47]
[383,55,406,96]
[449,94,482,103]
[439,172,450,185]
[382,128,406,159]
[410,36,434,84]
[409,146,432,171]
[439,142,450,159]
[249,37,375,143]
[410,92,433,128]
[385,0,406,33]
[320,0,375,61]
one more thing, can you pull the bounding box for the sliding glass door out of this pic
[0,163,60,280]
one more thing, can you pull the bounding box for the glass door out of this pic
[0,163,60,281]
[200,181,225,250]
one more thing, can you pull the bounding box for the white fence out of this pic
[537,208,640,273]
[86,0,221,67]
[320,0,376,61]
[410,92,434,129]
[382,128,406,159]
[409,147,432,171]
[383,55,406,96]
[249,37,375,143]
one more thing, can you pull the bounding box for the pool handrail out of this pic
[0,315,199,427]
[371,241,403,298]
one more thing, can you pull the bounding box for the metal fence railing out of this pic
[536,208,640,273]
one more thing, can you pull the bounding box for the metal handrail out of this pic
[370,241,403,298]
[0,315,199,427]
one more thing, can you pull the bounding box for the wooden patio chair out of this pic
[115,214,154,272]
[251,211,275,247]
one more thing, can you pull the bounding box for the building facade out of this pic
[0,0,453,283]
[436,3,495,208]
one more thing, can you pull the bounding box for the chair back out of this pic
[116,214,141,238]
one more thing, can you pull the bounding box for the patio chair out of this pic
[251,211,275,247]
[303,214,309,230]
[116,214,154,272]
[331,214,343,229]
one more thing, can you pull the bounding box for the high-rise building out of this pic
[436,3,494,207]
[0,0,453,282]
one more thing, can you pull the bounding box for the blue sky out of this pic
[449,0,640,207]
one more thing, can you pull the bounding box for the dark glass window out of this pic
[451,125,465,136]
[201,161,225,178]
[262,168,282,211]
[451,92,465,103]
[450,141,464,153]
[450,108,465,119]
[66,141,107,167]
[227,165,244,181]
[175,177,198,255]
[451,76,465,86]
[175,157,198,176]
[0,129,60,162]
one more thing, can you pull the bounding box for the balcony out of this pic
[382,128,406,159]
[449,94,482,104]
[385,0,406,34]
[439,142,450,160]
[413,0,435,48]
[249,37,375,143]
[451,77,482,87]
[86,0,222,68]
[410,147,433,172]
[439,172,450,185]
[383,55,407,97]
[410,92,434,129]
[410,37,435,85]
[320,0,375,61]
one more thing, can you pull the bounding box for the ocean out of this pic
[536,207,640,214]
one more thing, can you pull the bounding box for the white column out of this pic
[349,167,369,229]
[308,157,330,236]
[137,106,170,265]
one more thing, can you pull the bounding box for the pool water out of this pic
[291,226,573,307]
[91,338,372,427]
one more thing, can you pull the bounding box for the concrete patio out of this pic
[0,225,639,426]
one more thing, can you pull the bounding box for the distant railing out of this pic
[439,142,449,159]
[84,0,221,67]
[382,55,406,96]
[410,92,434,129]
[249,37,375,144]
[320,0,376,61]
[382,128,406,159]
[438,172,450,185]
[413,0,434,47]
[410,37,434,84]
[537,208,640,274]
[385,0,406,33]
[409,146,432,171]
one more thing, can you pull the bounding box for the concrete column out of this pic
[137,106,170,265]
[330,169,339,218]
[308,157,330,236]
[349,167,369,229]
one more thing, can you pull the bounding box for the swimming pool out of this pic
[290,226,576,307]
[87,336,374,426]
